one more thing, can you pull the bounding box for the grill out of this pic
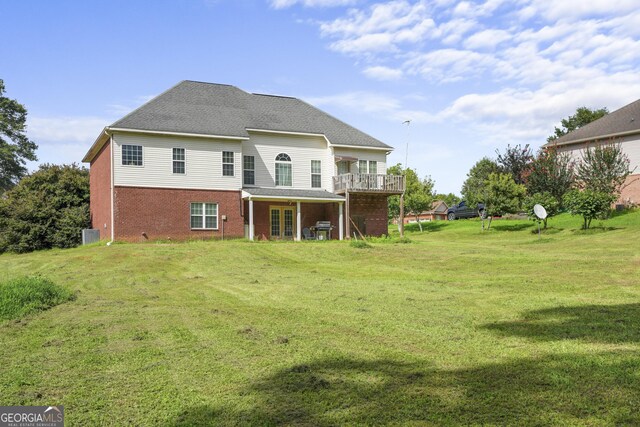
[312,221,334,240]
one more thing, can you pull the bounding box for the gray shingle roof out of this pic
[550,98,640,146]
[111,80,391,149]
[242,188,345,200]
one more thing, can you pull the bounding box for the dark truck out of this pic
[446,201,486,220]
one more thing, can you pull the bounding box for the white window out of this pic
[190,203,218,230]
[369,161,377,175]
[173,148,185,174]
[358,160,377,174]
[243,155,255,186]
[122,145,142,166]
[337,161,350,175]
[275,153,292,186]
[358,160,368,174]
[223,151,234,176]
[311,160,322,188]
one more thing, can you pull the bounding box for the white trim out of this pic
[110,135,115,243]
[108,127,249,141]
[248,199,254,241]
[339,202,344,240]
[241,194,345,202]
[246,128,327,138]
[190,202,219,230]
[296,201,301,241]
[329,143,393,151]
[547,129,640,147]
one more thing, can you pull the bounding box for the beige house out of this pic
[546,99,640,205]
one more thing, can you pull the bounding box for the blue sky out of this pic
[3,0,640,195]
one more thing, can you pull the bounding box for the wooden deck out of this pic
[333,173,405,194]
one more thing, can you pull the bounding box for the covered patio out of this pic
[242,188,345,241]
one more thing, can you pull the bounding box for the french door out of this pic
[270,206,296,239]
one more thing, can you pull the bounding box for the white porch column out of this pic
[248,199,254,241]
[339,202,344,240]
[296,201,301,241]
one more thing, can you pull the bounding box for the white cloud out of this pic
[363,65,404,80]
[405,48,497,82]
[270,0,355,9]
[28,116,110,144]
[320,1,434,53]
[463,29,512,49]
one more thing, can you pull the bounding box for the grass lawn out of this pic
[1,210,639,425]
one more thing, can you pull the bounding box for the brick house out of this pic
[546,99,640,205]
[402,200,449,224]
[82,81,404,242]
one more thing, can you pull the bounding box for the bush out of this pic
[524,192,559,229]
[0,164,90,253]
[563,189,615,229]
[0,276,75,321]
[350,240,372,249]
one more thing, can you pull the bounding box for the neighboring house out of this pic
[545,98,640,205]
[402,200,449,223]
[82,81,404,242]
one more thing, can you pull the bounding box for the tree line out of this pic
[0,79,90,253]
[390,106,633,230]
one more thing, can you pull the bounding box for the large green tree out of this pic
[461,158,500,206]
[0,79,38,192]
[0,164,90,253]
[495,144,533,185]
[547,106,608,142]
[484,172,526,217]
[576,142,632,197]
[387,164,436,231]
[526,146,575,206]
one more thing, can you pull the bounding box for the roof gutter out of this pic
[82,127,249,163]
[545,128,640,147]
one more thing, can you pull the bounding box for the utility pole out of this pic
[400,120,411,238]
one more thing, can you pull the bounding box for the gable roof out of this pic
[84,81,391,162]
[548,98,640,146]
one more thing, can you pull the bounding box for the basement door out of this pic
[270,206,296,240]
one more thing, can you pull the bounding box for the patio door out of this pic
[270,206,296,239]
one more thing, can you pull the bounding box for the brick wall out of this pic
[89,141,112,240]
[247,201,340,240]
[348,194,389,237]
[114,186,244,242]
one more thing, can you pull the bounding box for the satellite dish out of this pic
[533,204,547,220]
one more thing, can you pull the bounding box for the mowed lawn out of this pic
[1,211,639,426]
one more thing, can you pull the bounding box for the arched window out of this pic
[275,153,292,186]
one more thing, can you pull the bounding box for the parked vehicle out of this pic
[446,201,486,220]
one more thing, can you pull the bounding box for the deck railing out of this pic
[333,173,405,194]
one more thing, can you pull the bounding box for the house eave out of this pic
[545,128,640,148]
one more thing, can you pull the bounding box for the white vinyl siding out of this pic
[333,147,387,176]
[113,133,242,190]
[557,136,640,173]
[242,132,333,190]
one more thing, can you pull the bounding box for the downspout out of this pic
[107,130,115,246]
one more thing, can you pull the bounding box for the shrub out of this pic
[0,164,90,253]
[0,276,75,321]
[563,189,615,229]
[350,240,372,249]
[524,192,559,229]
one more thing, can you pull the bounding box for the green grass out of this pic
[0,210,639,425]
[0,276,75,321]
